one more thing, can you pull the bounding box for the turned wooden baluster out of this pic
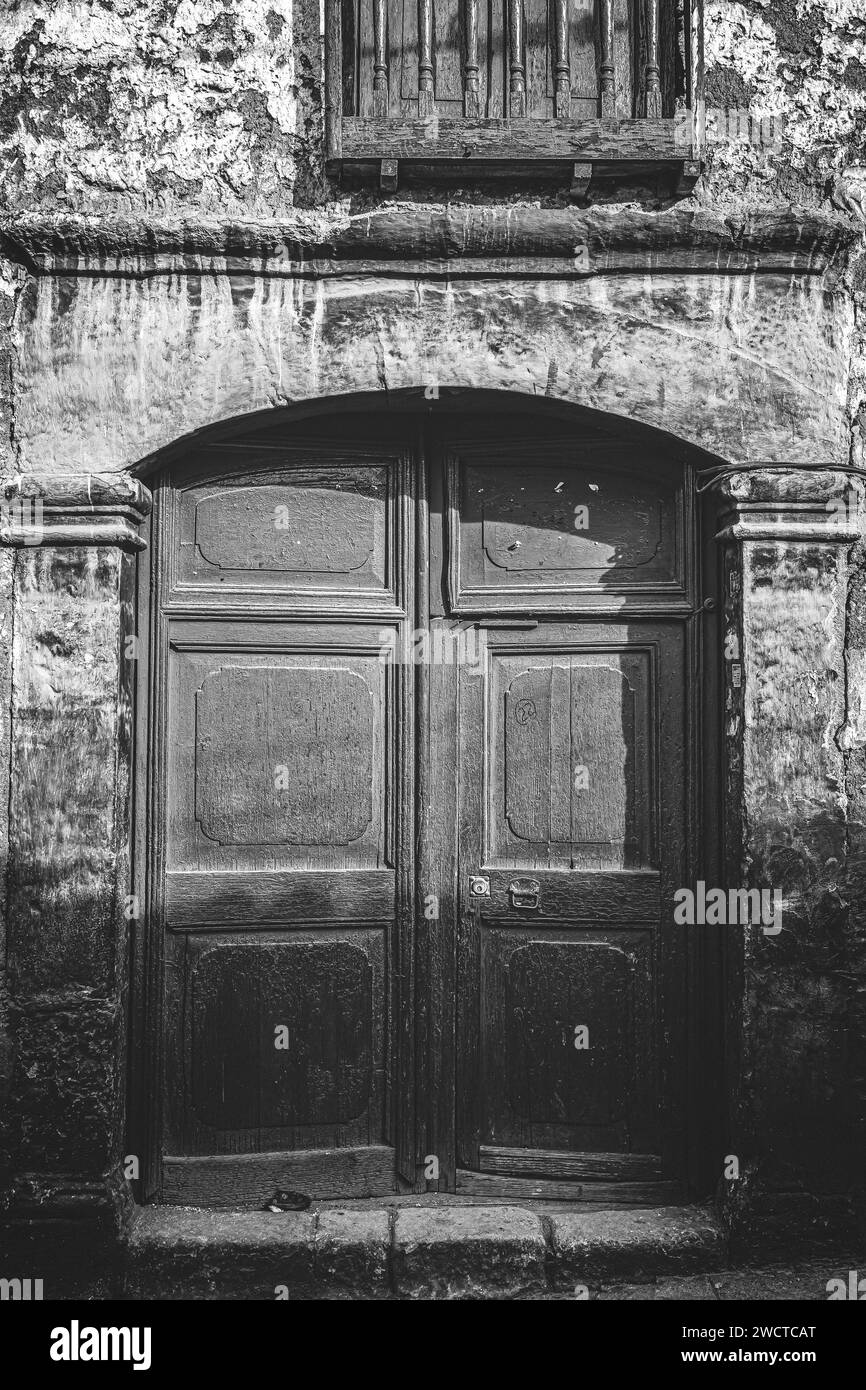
[508,0,526,116]
[373,0,388,116]
[645,0,662,117]
[600,0,616,118]
[553,0,570,118]
[464,0,480,117]
[419,0,435,116]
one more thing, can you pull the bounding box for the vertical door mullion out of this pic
[395,441,420,1184]
[417,426,461,1189]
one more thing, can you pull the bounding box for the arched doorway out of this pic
[131,396,723,1206]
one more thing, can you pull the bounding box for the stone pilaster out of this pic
[0,473,150,1296]
[714,468,866,1253]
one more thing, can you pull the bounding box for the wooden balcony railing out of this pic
[325,0,702,193]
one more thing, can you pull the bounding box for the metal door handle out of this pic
[509,877,540,910]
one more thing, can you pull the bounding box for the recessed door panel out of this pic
[170,449,399,605]
[493,652,653,868]
[168,636,388,880]
[193,664,377,851]
[448,441,688,612]
[164,930,386,1157]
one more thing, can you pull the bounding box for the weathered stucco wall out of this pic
[9,267,855,473]
[0,0,323,216]
[703,1,866,209]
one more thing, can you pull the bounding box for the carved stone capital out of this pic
[0,472,152,549]
[713,468,863,544]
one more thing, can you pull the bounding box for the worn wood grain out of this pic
[456,1170,683,1202]
[341,115,691,159]
[162,1146,398,1205]
[600,0,617,117]
[165,870,396,926]
[464,0,480,118]
[645,0,662,117]
[479,1145,663,1179]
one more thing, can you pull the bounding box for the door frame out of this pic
[128,392,724,1204]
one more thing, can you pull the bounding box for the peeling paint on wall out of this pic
[0,0,315,216]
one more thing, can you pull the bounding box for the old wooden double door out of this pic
[143,409,714,1205]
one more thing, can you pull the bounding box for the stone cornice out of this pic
[0,206,859,279]
[0,473,152,550]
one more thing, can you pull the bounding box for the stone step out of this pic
[123,1203,727,1301]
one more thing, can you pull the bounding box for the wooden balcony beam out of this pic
[341,116,696,162]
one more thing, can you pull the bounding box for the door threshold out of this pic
[125,1201,727,1299]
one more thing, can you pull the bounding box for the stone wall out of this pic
[1,1,865,1263]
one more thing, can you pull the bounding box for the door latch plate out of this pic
[509,877,540,910]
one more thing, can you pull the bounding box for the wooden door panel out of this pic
[164,869,396,929]
[143,414,707,1205]
[480,926,657,1152]
[189,939,374,1130]
[192,482,381,574]
[169,446,401,608]
[164,928,386,1155]
[164,624,394,1162]
[168,636,389,875]
[479,868,660,920]
[492,651,654,868]
[195,665,375,846]
[447,440,689,613]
